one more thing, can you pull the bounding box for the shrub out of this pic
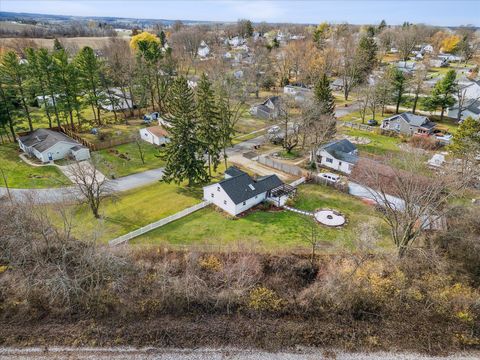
[409,135,441,150]
[247,286,283,312]
[199,255,222,272]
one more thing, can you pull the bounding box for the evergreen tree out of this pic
[75,46,105,125]
[388,66,408,114]
[424,69,457,121]
[217,87,240,169]
[314,73,335,116]
[54,49,82,128]
[0,51,33,131]
[37,48,61,126]
[449,116,480,158]
[53,38,64,51]
[163,76,208,186]
[357,30,378,78]
[196,73,221,178]
[25,48,53,128]
[0,83,16,140]
[378,20,387,32]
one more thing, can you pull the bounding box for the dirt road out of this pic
[1,348,478,360]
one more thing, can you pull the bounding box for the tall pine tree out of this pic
[163,76,208,186]
[314,73,335,116]
[424,69,457,121]
[196,73,221,178]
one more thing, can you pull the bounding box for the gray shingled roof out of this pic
[218,170,284,205]
[397,112,434,128]
[321,139,359,164]
[19,129,80,153]
[451,99,480,115]
[225,166,245,178]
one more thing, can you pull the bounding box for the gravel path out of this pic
[0,348,478,360]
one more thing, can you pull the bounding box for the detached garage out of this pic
[139,126,170,146]
[18,129,90,163]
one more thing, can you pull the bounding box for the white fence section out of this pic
[109,201,211,246]
[290,177,306,187]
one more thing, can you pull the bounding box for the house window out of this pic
[395,123,401,131]
[339,161,342,166]
[224,200,227,205]
[217,186,220,192]
[255,195,258,199]
[326,158,333,163]
[211,193,214,198]
[242,201,246,206]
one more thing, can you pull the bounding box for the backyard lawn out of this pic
[338,127,402,156]
[55,181,202,243]
[94,141,166,178]
[132,183,391,251]
[0,143,70,188]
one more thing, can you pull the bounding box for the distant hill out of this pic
[0,11,221,29]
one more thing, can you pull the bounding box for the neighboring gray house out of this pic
[380,112,437,136]
[250,96,282,119]
[448,99,480,122]
[18,129,90,163]
[203,167,292,216]
[315,139,359,174]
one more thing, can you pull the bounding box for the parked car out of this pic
[143,112,160,124]
[367,119,378,126]
[268,125,281,134]
[318,172,340,183]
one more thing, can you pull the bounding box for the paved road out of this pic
[0,167,166,204]
[0,348,478,360]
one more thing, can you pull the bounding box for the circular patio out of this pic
[314,209,346,227]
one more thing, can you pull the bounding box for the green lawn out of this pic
[94,141,166,178]
[338,127,402,156]
[0,143,70,188]
[132,184,391,251]
[55,181,202,243]
[339,109,391,124]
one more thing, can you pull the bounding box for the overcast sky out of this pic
[1,1,479,26]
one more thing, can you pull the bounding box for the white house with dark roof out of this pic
[18,128,90,163]
[203,167,290,216]
[380,112,437,136]
[315,139,359,174]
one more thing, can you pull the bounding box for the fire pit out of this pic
[314,209,346,227]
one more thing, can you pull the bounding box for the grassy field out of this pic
[132,184,391,251]
[338,109,391,124]
[54,181,202,243]
[338,127,403,156]
[0,143,70,188]
[94,141,166,178]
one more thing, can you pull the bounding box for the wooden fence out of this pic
[60,126,136,151]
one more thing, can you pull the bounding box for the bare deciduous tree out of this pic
[66,160,112,219]
[351,156,474,257]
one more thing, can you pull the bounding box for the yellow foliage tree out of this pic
[441,35,460,53]
[130,31,160,51]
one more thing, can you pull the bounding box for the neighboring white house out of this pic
[197,41,210,58]
[139,126,170,146]
[18,128,90,163]
[315,139,359,174]
[380,112,437,136]
[283,84,310,96]
[227,36,245,47]
[447,98,480,122]
[203,167,291,216]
